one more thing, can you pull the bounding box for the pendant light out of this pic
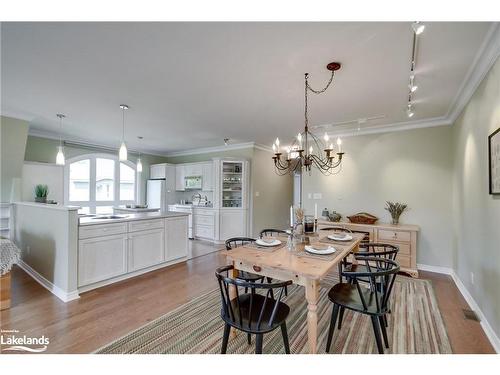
[136,155,143,173]
[119,104,129,161]
[55,114,66,165]
[136,136,143,173]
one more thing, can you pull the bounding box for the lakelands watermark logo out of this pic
[0,329,49,353]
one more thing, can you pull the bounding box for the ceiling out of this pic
[1,22,496,154]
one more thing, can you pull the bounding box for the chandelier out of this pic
[272,62,344,176]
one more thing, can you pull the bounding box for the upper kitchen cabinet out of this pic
[175,165,185,191]
[184,163,202,177]
[150,163,167,179]
[202,161,214,191]
[149,163,175,192]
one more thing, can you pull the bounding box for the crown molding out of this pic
[325,116,452,138]
[163,142,257,157]
[447,23,500,124]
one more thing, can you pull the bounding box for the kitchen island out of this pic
[11,202,189,301]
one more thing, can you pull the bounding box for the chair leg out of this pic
[281,322,290,354]
[338,306,345,329]
[221,323,231,354]
[378,316,389,348]
[255,333,263,354]
[382,314,388,327]
[247,333,252,345]
[285,285,288,297]
[326,304,340,353]
[370,316,384,354]
[245,287,248,294]
[266,277,275,299]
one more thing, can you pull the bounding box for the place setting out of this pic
[295,241,339,261]
[247,236,287,251]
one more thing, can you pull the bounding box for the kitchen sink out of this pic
[91,215,128,220]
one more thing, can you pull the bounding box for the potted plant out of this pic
[385,201,407,225]
[34,184,49,203]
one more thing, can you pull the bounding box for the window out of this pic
[65,154,137,214]
[69,159,90,201]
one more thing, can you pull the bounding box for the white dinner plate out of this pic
[256,238,282,247]
[305,245,336,255]
[327,233,353,241]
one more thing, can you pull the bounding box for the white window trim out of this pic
[64,153,138,213]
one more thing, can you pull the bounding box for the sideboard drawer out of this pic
[397,254,411,268]
[379,241,411,256]
[79,222,128,239]
[378,229,411,242]
[128,219,164,232]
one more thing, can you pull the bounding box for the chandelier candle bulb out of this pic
[337,137,342,153]
[272,143,276,152]
[324,132,329,142]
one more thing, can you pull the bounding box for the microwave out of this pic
[184,175,202,190]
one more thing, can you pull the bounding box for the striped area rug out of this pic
[95,274,452,354]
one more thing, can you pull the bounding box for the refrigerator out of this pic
[147,179,175,211]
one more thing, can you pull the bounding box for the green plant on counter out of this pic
[385,201,407,225]
[34,184,49,203]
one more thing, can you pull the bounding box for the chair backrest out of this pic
[225,237,256,250]
[358,243,399,261]
[320,226,353,233]
[342,257,400,314]
[259,229,288,238]
[215,265,292,330]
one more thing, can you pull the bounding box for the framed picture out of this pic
[489,127,500,195]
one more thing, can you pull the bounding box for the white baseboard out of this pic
[417,263,453,275]
[449,271,500,353]
[418,263,500,353]
[17,260,80,303]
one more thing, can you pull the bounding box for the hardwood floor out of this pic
[0,250,495,354]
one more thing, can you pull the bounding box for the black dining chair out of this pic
[215,265,293,354]
[259,228,288,238]
[339,243,399,328]
[326,256,400,354]
[225,237,265,289]
[320,226,353,282]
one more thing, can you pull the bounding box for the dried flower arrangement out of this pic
[385,201,407,225]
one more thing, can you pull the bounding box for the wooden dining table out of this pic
[225,231,364,354]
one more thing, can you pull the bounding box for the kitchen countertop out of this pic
[79,211,189,226]
[113,206,160,213]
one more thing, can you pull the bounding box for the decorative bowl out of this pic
[347,212,378,224]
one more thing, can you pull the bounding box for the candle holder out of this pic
[314,218,318,232]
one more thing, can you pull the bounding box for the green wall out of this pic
[1,116,29,202]
[24,135,170,204]
[164,148,255,164]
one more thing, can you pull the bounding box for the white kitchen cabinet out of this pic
[165,216,188,261]
[150,164,167,179]
[78,233,128,287]
[193,208,216,240]
[128,228,165,272]
[219,209,247,239]
[202,162,214,191]
[184,163,202,177]
[175,165,185,191]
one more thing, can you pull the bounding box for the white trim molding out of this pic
[418,263,500,353]
[17,260,80,303]
[163,142,257,157]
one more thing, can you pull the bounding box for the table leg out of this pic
[305,278,320,354]
[228,264,238,338]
